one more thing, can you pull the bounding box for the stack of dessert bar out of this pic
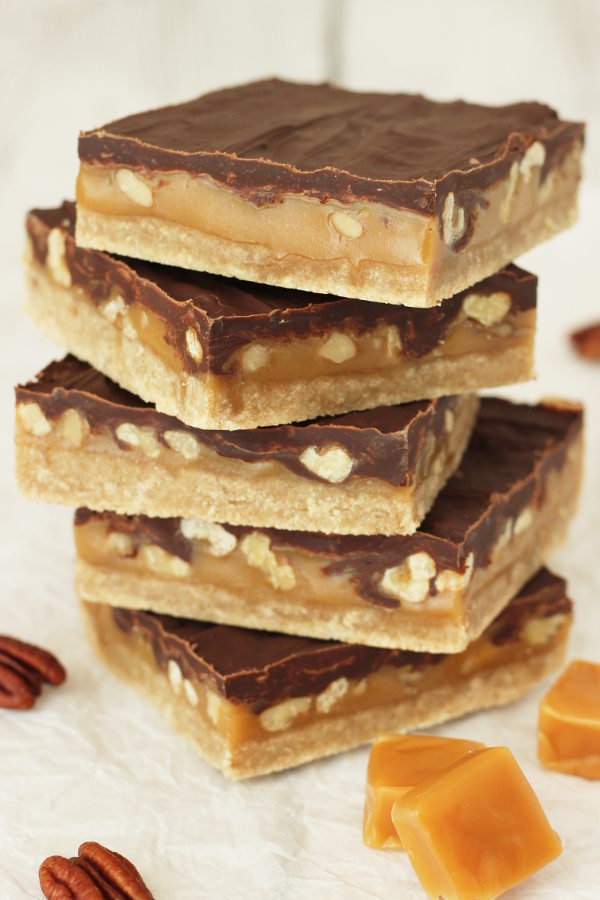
[15,80,584,779]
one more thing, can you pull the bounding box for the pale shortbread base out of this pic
[15,395,478,535]
[24,264,533,430]
[75,192,577,308]
[74,429,582,653]
[80,599,569,780]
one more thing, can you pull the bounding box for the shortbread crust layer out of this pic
[26,205,536,429]
[16,357,478,535]
[80,568,571,779]
[76,80,584,306]
[74,399,583,652]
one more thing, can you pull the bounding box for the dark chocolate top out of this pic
[112,567,570,709]
[75,398,582,608]
[17,355,463,487]
[26,204,537,376]
[78,79,583,214]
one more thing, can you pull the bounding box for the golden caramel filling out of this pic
[221,309,536,386]
[77,163,433,269]
[390,747,562,900]
[538,659,600,779]
[363,734,483,849]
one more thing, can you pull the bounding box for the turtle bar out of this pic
[26,203,536,430]
[74,398,583,652]
[75,79,583,307]
[15,356,478,536]
[80,568,572,779]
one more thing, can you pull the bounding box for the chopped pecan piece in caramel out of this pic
[0,635,66,710]
[571,322,600,360]
[39,842,154,899]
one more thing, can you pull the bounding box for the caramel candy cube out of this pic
[363,734,483,849]
[538,659,600,778]
[391,747,562,900]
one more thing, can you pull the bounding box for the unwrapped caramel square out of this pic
[391,746,562,900]
[363,734,483,849]
[538,659,600,778]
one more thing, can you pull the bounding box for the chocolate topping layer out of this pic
[78,79,584,214]
[75,398,583,608]
[112,567,570,710]
[17,355,464,487]
[26,204,537,376]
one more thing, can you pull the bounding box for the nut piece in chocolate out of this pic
[75,80,583,306]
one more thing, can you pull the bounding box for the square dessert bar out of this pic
[75,79,583,306]
[26,204,536,430]
[15,357,478,536]
[74,399,583,652]
[80,569,572,779]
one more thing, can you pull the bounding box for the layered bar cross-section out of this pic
[75,80,583,306]
[26,204,536,429]
[80,569,572,779]
[74,399,583,652]
[15,357,478,535]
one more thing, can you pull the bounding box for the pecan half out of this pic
[0,635,66,710]
[571,322,600,360]
[0,659,37,709]
[0,649,42,693]
[39,855,103,899]
[39,843,154,899]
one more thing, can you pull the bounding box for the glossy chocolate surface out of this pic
[112,568,570,709]
[26,204,537,376]
[78,79,583,215]
[75,398,583,608]
[17,355,463,487]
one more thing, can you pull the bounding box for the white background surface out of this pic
[1,2,599,898]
